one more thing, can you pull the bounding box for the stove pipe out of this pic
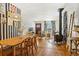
[58,8,64,36]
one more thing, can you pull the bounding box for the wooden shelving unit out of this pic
[70,25,79,55]
[0,3,21,40]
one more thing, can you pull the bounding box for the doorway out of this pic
[35,23,41,36]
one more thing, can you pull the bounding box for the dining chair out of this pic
[0,44,13,56]
[24,36,38,56]
[14,43,23,56]
[29,36,38,55]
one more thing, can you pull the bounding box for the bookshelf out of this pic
[0,3,21,40]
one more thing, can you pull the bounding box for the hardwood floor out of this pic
[36,38,70,56]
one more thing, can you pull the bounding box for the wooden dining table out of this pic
[0,33,35,56]
[0,36,25,56]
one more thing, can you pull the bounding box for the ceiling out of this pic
[14,3,64,20]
